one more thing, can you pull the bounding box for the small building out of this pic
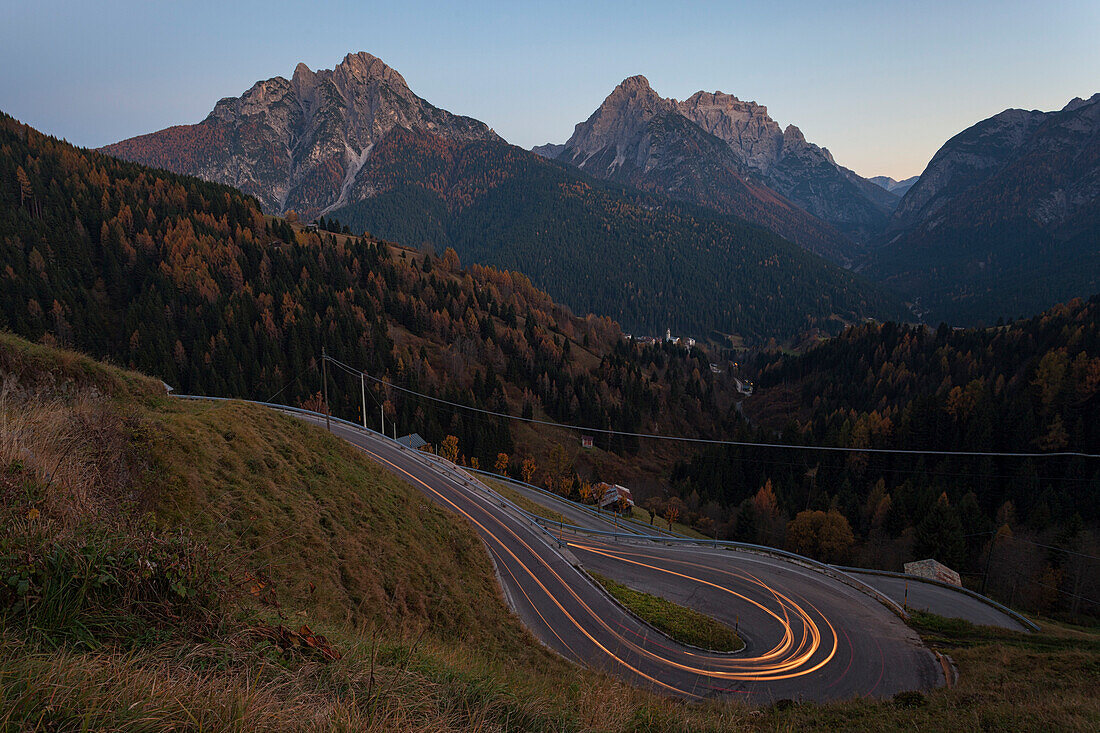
[597,483,635,514]
[396,433,429,451]
[581,435,594,449]
[904,558,962,587]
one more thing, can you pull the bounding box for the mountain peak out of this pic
[681,90,765,116]
[600,75,667,112]
[101,51,498,218]
[336,51,409,89]
[783,124,806,143]
[615,75,654,93]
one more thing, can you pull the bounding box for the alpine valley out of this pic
[102,52,1100,330]
[4,36,1100,732]
[101,52,903,341]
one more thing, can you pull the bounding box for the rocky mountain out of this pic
[323,124,905,339]
[539,79,898,259]
[101,52,500,219]
[675,91,899,242]
[97,54,905,339]
[536,76,853,262]
[869,175,919,197]
[866,93,1100,323]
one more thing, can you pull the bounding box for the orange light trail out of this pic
[358,441,844,697]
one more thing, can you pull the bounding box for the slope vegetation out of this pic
[671,298,1100,621]
[329,126,904,337]
[3,334,1098,731]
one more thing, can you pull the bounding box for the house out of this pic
[396,433,429,451]
[597,483,635,514]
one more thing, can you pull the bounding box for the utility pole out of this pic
[360,372,368,430]
[322,347,331,432]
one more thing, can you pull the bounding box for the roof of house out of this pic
[396,433,429,450]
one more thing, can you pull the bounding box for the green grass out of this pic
[588,573,743,653]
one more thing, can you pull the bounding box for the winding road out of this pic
[287,410,944,701]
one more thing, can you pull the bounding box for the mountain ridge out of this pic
[540,78,900,257]
[866,92,1100,323]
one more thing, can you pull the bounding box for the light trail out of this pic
[354,435,848,696]
[568,539,840,680]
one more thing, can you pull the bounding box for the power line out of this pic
[321,354,1100,460]
[968,531,1100,562]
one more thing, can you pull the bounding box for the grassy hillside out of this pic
[2,333,1099,730]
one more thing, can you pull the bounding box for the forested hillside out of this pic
[0,111,741,473]
[329,126,904,340]
[670,300,1100,620]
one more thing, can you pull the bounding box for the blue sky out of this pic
[2,0,1097,179]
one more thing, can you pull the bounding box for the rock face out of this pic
[101,52,499,218]
[675,91,785,174]
[886,92,1100,238]
[545,77,857,263]
[889,108,1051,230]
[867,93,1100,324]
[542,78,899,259]
[675,91,900,242]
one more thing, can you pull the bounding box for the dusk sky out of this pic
[3,0,1097,179]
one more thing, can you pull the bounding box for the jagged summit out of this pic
[102,52,498,218]
[336,50,410,88]
[542,77,899,254]
[591,75,671,120]
[614,74,654,92]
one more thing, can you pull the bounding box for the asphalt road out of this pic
[290,412,943,701]
[848,572,1030,632]
[489,474,672,537]
[498,470,1030,633]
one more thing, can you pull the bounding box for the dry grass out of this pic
[3,332,1098,732]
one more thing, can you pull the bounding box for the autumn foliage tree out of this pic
[520,457,537,485]
[786,510,855,563]
[440,435,460,463]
